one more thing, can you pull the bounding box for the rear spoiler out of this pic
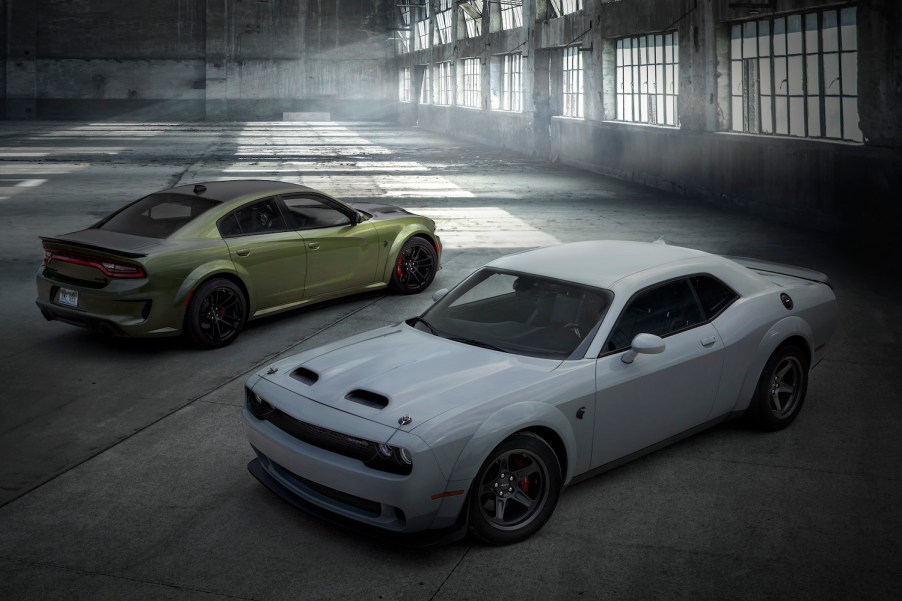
[726,256,832,289]
[40,236,148,259]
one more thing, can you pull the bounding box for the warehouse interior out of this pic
[1,1,900,600]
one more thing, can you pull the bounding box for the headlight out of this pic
[365,442,413,474]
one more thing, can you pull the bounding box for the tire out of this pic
[468,432,562,545]
[746,344,809,431]
[390,237,437,294]
[185,278,247,349]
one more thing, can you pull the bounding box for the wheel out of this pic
[746,344,809,430]
[468,433,562,545]
[185,278,247,349]
[390,237,437,294]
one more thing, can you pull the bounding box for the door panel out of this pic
[591,323,724,468]
[224,231,307,312]
[301,223,380,299]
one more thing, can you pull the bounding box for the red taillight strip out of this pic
[44,250,146,279]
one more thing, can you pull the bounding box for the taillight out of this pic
[43,249,146,279]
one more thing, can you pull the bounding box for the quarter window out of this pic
[606,279,704,352]
[689,275,738,320]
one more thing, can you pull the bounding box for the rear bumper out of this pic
[35,268,184,337]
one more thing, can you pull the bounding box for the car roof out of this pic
[487,240,724,289]
[165,180,320,204]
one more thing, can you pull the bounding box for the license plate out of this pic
[58,287,79,308]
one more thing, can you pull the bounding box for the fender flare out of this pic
[175,261,249,312]
[447,401,578,485]
[731,315,814,413]
[382,226,439,283]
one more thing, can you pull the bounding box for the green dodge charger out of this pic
[36,180,441,348]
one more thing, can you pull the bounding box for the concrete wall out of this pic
[2,0,395,120]
[394,0,902,239]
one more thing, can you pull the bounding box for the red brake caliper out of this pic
[396,256,403,278]
[510,454,530,493]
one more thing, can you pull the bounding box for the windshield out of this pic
[97,193,221,238]
[417,269,612,359]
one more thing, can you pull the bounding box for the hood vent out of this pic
[344,389,389,409]
[290,367,319,386]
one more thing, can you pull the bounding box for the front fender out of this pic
[447,401,578,485]
[381,225,439,283]
[730,315,814,413]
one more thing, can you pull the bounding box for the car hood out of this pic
[255,324,559,432]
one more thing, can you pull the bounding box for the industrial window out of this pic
[461,0,483,38]
[400,67,411,102]
[396,5,411,53]
[436,61,453,105]
[730,7,861,142]
[615,32,679,126]
[549,0,582,18]
[462,58,481,109]
[501,53,523,112]
[420,66,432,104]
[416,18,430,50]
[501,0,523,30]
[562,46,584,118]
[435,0,453,45]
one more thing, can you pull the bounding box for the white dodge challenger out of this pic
[243,240,837,545]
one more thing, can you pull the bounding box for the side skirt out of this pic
[568,414,733,487]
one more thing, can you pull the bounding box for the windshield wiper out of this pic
[447,337,507,353]
[407,316,438,335]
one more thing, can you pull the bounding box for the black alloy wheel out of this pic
[186,278,247,349]
[390,237,437,294]
[468,433,562,545]
[747,344,809,430]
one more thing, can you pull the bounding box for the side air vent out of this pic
[344,389,389,409]
[290,367,319,386]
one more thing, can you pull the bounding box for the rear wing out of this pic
[725,256,832,289]
[40,236,148,259]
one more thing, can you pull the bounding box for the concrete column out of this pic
[205,0,228,120]
[5,0,37,119]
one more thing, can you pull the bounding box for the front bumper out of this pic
[242,378,469,538]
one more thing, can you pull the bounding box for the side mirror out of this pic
[351,212,362,225]
[621,333,666,364]
[432,288,449,302]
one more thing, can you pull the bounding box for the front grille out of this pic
[247,391,379,463]
[282,465,381,516]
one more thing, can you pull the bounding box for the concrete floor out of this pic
[0,121,899,600]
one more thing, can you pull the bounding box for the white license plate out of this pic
[58,288,79,308]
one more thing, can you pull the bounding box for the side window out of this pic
[282,196,351,230]
[218,198,288,237]
[605,279,704,352]
[689,275,738,320]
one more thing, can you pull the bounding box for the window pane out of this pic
[841,8,857,51]
[731,24,742,58]
[823,53,840,95]
[807,97,821,137]
[761,95,773,133]
[788,55,803,95]
[760,59,772,95]
[841,52,858,95]
[775,97,788,134]
[774,57,787,96]
[787,15,802,55]
[823,10,838,52]
[805,13,819,52]
[743,22,757,58]
[806,55,819,94]
[825,96,841,137]
[773,18,786,55]
[789,97,805,136]
[758,20,770,56]
[732,60,743,95]
[732,96,743,131]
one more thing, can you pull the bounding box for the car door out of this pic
[590,278,725,468]
[219,197,307,313]
[280,194,380,299]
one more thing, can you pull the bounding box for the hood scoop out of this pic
[290,367,319,386]
[344,389,389,410]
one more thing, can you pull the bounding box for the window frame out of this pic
[461,58,482,109]
[562,45,584,118]
[615,31,680,127]
[501,52,523,112]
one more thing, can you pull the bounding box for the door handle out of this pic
[701,336,716,347]
[236,249,250,257]
[308,242,320,250]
